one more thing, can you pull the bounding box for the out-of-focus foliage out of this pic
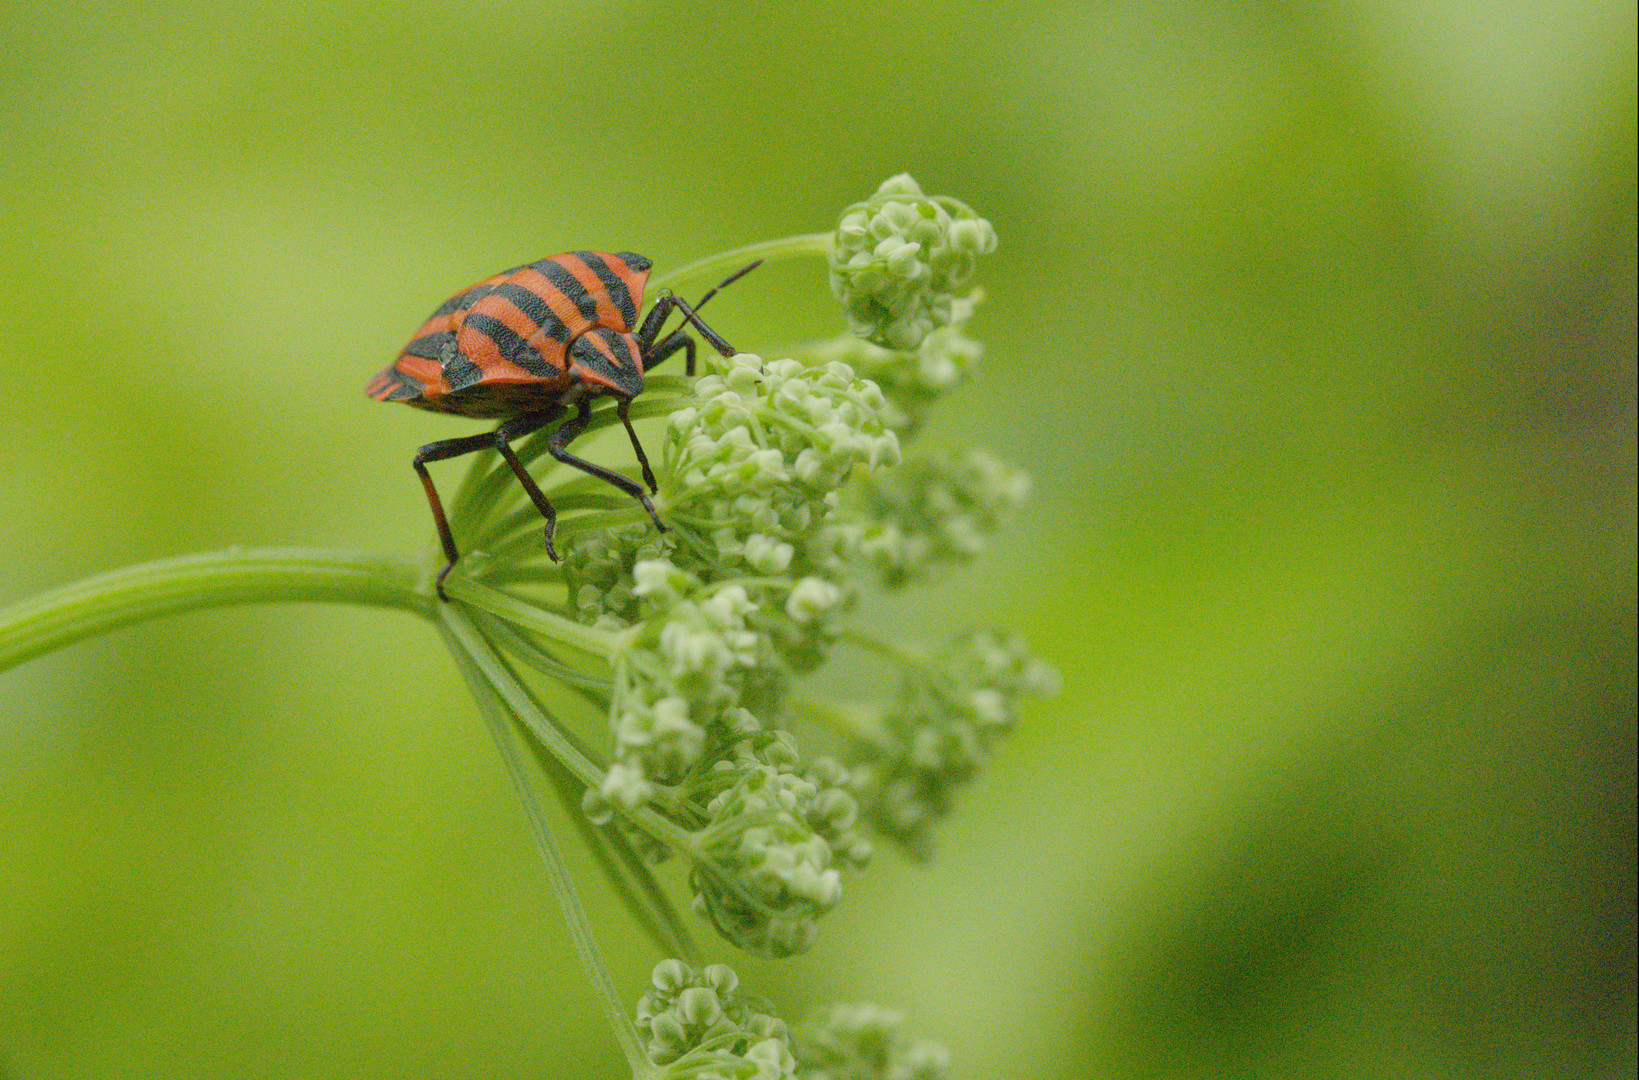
[1,2,1631,1078]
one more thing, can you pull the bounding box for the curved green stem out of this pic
[437,603,611,792]
[840,626,927,672]
[649,232,833,295]
[0,548,432,674]
[437,610,649,1075]
[443,577,621,662]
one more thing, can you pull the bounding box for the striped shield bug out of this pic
[365,251,759,598]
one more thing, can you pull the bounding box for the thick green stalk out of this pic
[0,548,431,673]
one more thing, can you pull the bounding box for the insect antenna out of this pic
[643,259,763,354]
[692,259,762,312]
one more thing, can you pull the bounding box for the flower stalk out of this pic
[0,547,430,674]
[648,232,834,296]
[438,609,650,1074]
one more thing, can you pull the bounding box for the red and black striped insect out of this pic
[366,250,758,598]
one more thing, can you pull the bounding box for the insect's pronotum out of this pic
[366,251,758,597]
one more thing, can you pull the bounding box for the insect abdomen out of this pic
[366,251,655,413]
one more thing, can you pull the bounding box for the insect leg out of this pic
[634,260,761,353]
[640,329,696,376]
[492,409,565,562]
[412,430,505,600]
[659,295,736,358]
[635,294,674,351]
[616,397,659,493]
[548,401,666,534]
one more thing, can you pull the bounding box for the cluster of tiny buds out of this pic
[688,736,872,957]
[572,353,904,813]
[829,174,997,350]
[635,961,949,1080]
[845,629,1060,859]
[636,959,795,1078]
[858,449,1034,589]
[562,351,911,957]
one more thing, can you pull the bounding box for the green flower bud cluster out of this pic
[562,523,669,627]
[572,353,904,782]
[792,277,1031,591]
[559,353,907,956]
[687,734,871,958]
[845,630,1059,859]
[610,569,764,783]
[576,568,778,824]
[633,964,950,1080]
[661,355,901,574]
[636,960,797,1079]
[800,299,982,433]
[793,1004,950,1080]
[829,174,997,350]
[567,353,898,630]
[857,449,1033,589]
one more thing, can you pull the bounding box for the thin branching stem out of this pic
[444,578,622,663]
[648,232,833,296]
[436,611,649,1076]
[839,626,927,672]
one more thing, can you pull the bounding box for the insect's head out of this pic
[567,328,645,399]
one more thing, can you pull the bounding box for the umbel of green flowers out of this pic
[0,173,1048,1080]
[424,173,1051,1077]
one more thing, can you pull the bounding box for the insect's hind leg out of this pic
[412,430,504,600]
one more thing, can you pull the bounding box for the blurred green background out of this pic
[1,1,1633,1077]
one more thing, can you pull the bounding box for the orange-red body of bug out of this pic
[365,250,653,418]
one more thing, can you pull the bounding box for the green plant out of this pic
[0,175,1051,1079]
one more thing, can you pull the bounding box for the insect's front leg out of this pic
[641,329,696,376]
[636,294,737,360]
[666,295,736,358]
[635,258,759,362]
